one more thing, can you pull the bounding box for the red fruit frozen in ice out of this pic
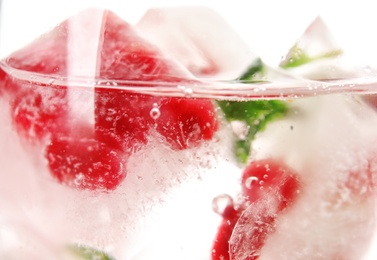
[212,159,300,260]
[45,125,127,191]
[241,159,300,210]
[10,84,68,140]
[0,67,7,96]
[1,7,78,139]
[136,6,255,78]
[96,91,218,151]
[227,160,300,259]
[1,9,218,190]
[228,200,282,260]
[212,204,243,260]
[95,10,218,151]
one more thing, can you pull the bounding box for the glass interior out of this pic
[1,1,377,260]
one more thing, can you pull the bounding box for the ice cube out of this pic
[239,95,377,259]
[136,6,256,79]
[279,17,371,80]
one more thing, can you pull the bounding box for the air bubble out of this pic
[230,120,249,140]
[150,103,161,120]
[184,87,193,97]
[212,194,234,216]
[245,176,259,189]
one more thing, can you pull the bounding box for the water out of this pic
[2,68,377,259]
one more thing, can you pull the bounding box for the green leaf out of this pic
[68,245,115,260]
[217,57,290,163]
[236,58,264,81]
[281,44,343,69]
[217,99,288,164]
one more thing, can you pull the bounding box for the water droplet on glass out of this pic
[263,174,268,179]
[150,103,161,120]
[212,194,234,215]
[245,176,259,189]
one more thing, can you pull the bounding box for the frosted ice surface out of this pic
[136,6,256,79]
[280,17,370,80]
[235,95,377,259]
[123,127,241,259]
[0,103,240,259]
[281,17,340,63]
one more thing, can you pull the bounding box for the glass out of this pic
[1,1,377,259]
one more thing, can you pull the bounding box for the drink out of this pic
[1,6,377,260]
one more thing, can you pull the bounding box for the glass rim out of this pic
[2,60,377,100]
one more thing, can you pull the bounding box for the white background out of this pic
[0,0,377,66]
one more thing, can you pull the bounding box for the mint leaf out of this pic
[236,58,264,81]
[217,99,288,163]
[217,59,289,163]
[281,44,342,69]
[69,245,115,260]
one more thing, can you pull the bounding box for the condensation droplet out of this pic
[263,174,268,179]
[259,180,264,186]
[150,103,161,120]
[245,176,259,189]
[212,194,234,215]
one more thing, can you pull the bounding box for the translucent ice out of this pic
[280,17,371,80]
[230,95,377,259]
[136,6,256,79]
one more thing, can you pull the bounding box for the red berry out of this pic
[2,7,71,140]
[241,159,300,210]
[212,205,244,260]
[212,159,300,260]
[2,9,218,191]
[154,97,218,149]
[228,200,280,260]
[45,126,128,191]
[95,10,218,151]
[0,67,7,96]
[10,84,68,140]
